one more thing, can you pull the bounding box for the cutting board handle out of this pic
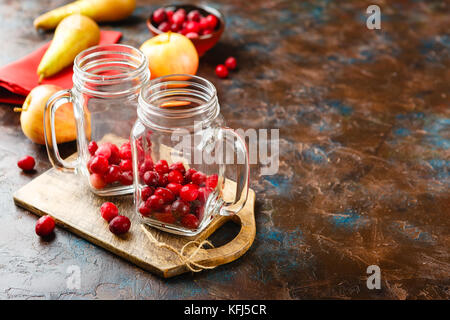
[197,189,256,268]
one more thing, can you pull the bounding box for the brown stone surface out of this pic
[0,0,449,299]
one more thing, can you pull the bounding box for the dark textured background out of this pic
[0,0,449,299]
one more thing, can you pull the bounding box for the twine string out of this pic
[141,225,217,272]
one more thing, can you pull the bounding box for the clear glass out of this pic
[44,44,150,196]
[132,75,249,236]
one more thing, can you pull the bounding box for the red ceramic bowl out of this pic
[147,4,225,57]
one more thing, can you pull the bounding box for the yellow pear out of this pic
[37,14,100,81]
[34,0,136,30]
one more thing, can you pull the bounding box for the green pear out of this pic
[37,14,100,81]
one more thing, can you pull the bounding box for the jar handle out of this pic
[44,89,78,172]
[218,127,250,216]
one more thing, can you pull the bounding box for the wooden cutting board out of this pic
[13,167,256,278]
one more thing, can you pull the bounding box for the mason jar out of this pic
[131,74,249,236]
[44,44,150,196]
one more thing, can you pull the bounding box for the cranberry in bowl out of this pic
[147,4,225,57]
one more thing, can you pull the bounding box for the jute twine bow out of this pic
[141,225,217,272]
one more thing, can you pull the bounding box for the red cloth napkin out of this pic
[0,30,122,105]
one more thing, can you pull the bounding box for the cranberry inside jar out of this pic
[132,74,249,236]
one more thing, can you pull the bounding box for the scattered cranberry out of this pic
[169,162,186,174]
[119,171,133,185]
[146,194,165,210]
[143,171,159,186]
[90,173,106,189]
[168,170,184,184]
[17,155,35,171]
[215,64,228,78]
[154,187,175,203]
[191,171,206,185]
[141,186,154,201]
[181,214,199,229]
[109,215,131,235]
[152,8,166,24]
[35,215,55,237]
[104,165,121,183]
[90,156,109,174]
[166,182,182,196]
[100,202,119,222]
[88,141,98,155]
[225,56,237,70]
[180,184,199,202]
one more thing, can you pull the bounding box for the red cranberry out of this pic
[187,10,201,22]
[215,64,228,78]
[146,194,164,210]
[90,156,109,174]
[191,171,206,185]
[152,8,166,24]
[17,155,35,171]
[166,182,182,196]
[139,158,154,178]
[35,215,55,237]
[119,142,132,160]
[141,186,154,201]
[184,168,197,183]
[181,214,199,229]
[169,162,186,174]
[197,187,212,204]
[154,160,169,174]
[171,22,181,32]
[166,10,174,22]
[154,187,175,203]
[119,171,133,185]
[158,174,169,187]
[180,184,199,202]
[185,21,199,33]
[143,171,159,186]
[95,144,112,159]
[172,11,185,25]
[104,165,121,184]
[88,141,98,155]
[201,29,213,36]
[205,14,218,29]
[106,143,121,165]
[119,159,133,172]
[171,199,190,218]
[225,56,237,70]
[154,212,176,224]
[206,174,218,189]
[199,17,210,30]
[194,206,204,221]
[186,32,199,39]
[90,173,106,189]
[168,170,184,184]
[109,215,131,235]
[158,21,171,32]
[100,202,119,222]
[139,202,152,217]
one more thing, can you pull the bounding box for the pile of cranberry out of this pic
[138,159,218,230]
[152,7,219,40]
[86,140,134,189]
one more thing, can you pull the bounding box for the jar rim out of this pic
[73,44,149,86]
